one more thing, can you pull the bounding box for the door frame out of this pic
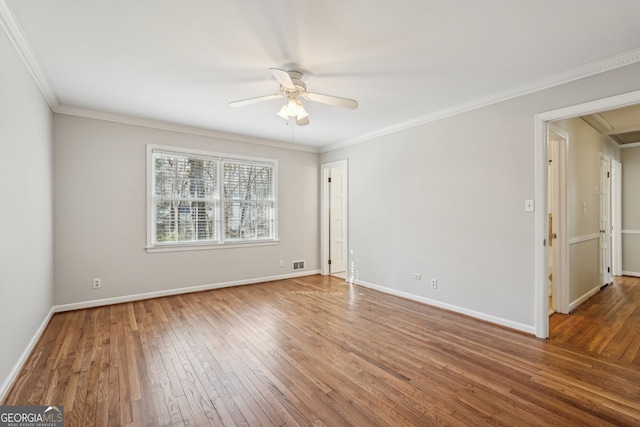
[611,159,623,276]
[534,89,640,338]
[321,159,349,276]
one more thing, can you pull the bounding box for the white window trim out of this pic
[146,144,278,252]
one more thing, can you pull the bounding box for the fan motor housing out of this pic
[285,71,306,93]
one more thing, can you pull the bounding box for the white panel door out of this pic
[611,159,622,276]
[329,167,346,274]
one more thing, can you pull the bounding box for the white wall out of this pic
[0,28,53,396]
[321,62,640,332]
[53,114,319,306]
[622,146,640,275]
[552,117,620,303]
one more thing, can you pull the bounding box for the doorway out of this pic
[547,126,569,315]
[321,159,348,278]
[534,89,640,338]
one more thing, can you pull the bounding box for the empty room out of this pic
[2,1,640,425]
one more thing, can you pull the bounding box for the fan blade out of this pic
[304,92,358,109]
[228,93,283,108]
[296,116,310,126]
[269,68,295,90]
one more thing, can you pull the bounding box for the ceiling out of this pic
[582,104,640,146]
[4,0,640,149]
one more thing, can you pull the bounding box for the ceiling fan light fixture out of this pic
[277,98,307,121]
[231,68,358,126]
[295,101,309,120]
[277,98,296,120]
[276,104,289,120]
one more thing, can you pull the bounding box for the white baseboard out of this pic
[569,285,601,312]
[354,280,536,335]
[54,270,320,313]
[0,307,55,403]
[622,271,640,278]
[569,233,600,245]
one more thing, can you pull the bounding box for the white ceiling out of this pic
[4,0,640,149]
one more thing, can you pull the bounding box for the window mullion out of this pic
[219,159,226,242]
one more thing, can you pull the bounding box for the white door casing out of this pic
[611,160,622,276]
[329,166,347,274]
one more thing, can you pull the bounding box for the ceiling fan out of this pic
[228,68,358,126]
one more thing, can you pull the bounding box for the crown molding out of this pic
[620,141,640,149]
[0,0,59,109]
[322,47,640,153]
[54,104,320,153]
[589,112,615,131]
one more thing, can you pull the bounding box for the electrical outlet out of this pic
[279,259,284,268]
[430,278,438,289]
[412,273,421,280]
[92,278,101,289]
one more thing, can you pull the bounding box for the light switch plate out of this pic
[524,200,535,212]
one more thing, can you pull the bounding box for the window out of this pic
[223,160,275,241]
[147,145,277,251]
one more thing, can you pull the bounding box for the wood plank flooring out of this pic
[550,275,640,365]
[4,275,640,426]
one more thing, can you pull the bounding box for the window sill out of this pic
[145,239,280,253]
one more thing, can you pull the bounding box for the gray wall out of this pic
[53,114,320,306]
[321,62,640,331]
[0,28,53,395]
[622,146,640,274]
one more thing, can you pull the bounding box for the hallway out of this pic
[549,276,640,365]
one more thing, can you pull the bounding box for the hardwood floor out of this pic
[4,275,640,426]
[550,275,640,365]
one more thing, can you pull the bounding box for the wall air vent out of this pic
[292,260,305,271]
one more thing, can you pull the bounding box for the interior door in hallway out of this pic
[600,154,612,286]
